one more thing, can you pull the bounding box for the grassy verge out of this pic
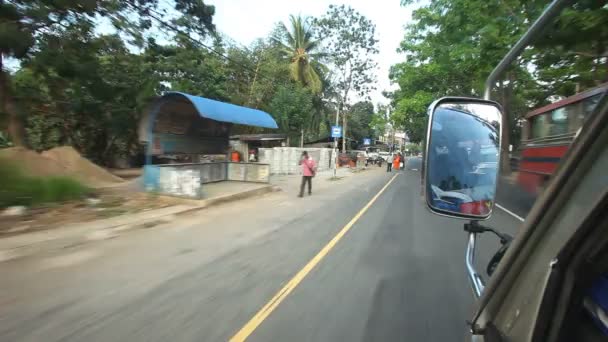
[0,160,91,208]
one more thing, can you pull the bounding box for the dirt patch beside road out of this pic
[0,146,124,188]
[41,146,124,187]
[0,147,67,177]
[0,192,185,237]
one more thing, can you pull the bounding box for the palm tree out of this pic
[273,15,325,94]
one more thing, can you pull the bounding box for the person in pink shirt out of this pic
[298,151,316,197]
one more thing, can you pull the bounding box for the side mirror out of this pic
[424,97,503,220]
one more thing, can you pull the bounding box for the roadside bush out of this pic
[0,161,91,207]
[0,132,12,148]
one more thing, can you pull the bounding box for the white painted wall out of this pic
[258,147,334,175]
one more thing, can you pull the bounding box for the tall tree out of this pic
[392,0,547,167]
[13,32,156,164]
[314,5,379,151]
[273,15,325,94]
[145,37,228,101]
[270,84,314,146]
[370,104,391,140]
[0,0,216,147]
[529,0,608,94]
[0,0,143,146]
[223,39,291,109]
[348,101,374,144]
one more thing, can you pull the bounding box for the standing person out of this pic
[400,152,406,170]
[392,152,400,172]
[386,153,393,172]
[298,151,316,197]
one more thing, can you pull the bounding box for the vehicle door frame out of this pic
[470,91,608,341]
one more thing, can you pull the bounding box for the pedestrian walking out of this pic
[392,153,400,172]
[386,154,393,172]
[399,152,405,170]
[298,151,316,197]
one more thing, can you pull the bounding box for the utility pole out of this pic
[333,106,340,177]
[246,59,261,107]
[300,128,304,148]
[342,111,347,153]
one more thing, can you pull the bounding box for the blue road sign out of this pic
[331,126,342,138]
[363,138,371,145]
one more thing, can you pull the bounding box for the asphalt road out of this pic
[0,168,523,342]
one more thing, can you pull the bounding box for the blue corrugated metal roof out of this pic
[163,92,278,129]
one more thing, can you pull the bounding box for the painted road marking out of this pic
[496,203,525,222]
[229,173,400,342]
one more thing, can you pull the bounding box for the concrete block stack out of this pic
[256,147,333,175]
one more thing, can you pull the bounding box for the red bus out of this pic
[517,83,607,195]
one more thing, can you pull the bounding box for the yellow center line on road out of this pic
[229,173,400,342]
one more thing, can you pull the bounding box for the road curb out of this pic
[0,185,278,263]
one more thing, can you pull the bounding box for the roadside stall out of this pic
[229,134,287,162]
[140,92,278,199]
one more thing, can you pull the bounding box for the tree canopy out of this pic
[6,0,600,167]
[0,2,386,164]
[390,0,607,170]
[314,5,379,150]
[273,15,325,94]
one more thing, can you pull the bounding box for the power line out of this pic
[125,1,278,84]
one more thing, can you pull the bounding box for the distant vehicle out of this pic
[517,83,607,195]
[378,151,391,162]
[363,146,380,159]
[362,146,384,166]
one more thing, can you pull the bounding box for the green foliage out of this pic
[0,0,216,150]
[0,132,11,148]
[390,0,532,144]
[392,0,608,150]
[530,0,608,93]
[273,15,325,94]
[13,33,155,164]
[270,84,314,144]
[370,104,391,139]
[224,40,291,109]
[314,5,379,105]
[404,143,422,154]
[145,38,229,101]
[348,101,374,143]
[392,91,432,143]
[0,0,160,146]
[1,0,383,159]
[0,161,90,207]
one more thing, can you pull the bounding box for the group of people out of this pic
[387,152,405,172]
[297,150,406,198]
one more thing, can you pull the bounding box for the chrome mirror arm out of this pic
[466,232,485,298]
[464,221,487,298]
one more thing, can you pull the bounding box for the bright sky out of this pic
[206,0,414,105]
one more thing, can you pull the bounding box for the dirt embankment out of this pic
[0,146,124,188]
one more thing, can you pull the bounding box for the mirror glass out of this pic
[425,101,501,218]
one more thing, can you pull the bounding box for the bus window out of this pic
[549,107,569,136]
[569,94,602,132]
[568,101,585,133]
[530,114,549,139]
[583,94,602,118]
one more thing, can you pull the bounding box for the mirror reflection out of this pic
[426,102,501,218]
